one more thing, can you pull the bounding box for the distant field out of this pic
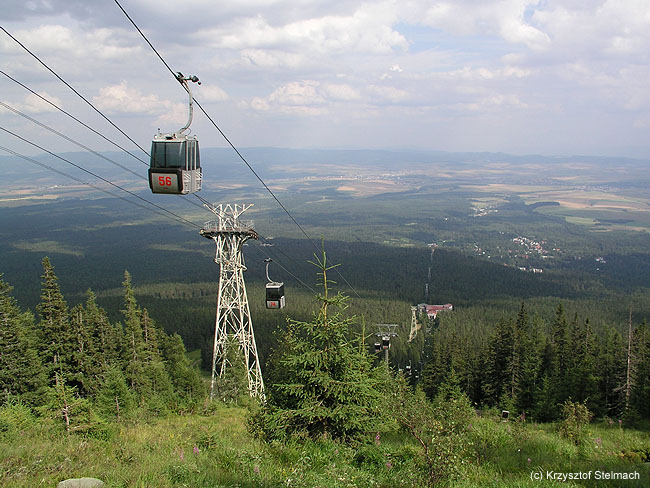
[462,182,650,232]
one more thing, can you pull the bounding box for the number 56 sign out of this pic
[150,172,179,193]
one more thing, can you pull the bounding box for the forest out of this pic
[2,149,650,486]
[1,255,650,487]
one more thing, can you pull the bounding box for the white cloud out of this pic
[11,24,141,61]
[368,84,411,103]
[323,83,361,101]
[240,49,307,68]
[196,3,408,61]
[249,80,362,114]
[92,82,169,114]
[408,0,550,49]
[3,92,63,114]
[199,85,230,103]
[249,80,328,115]
[4,0,650,155]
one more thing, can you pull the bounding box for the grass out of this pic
[2,403,649,488]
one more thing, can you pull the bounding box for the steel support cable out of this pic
[250,239,318,295]
[0,101,145,180]
[0,126,201,229]
[0,72,210,214]
[0,145,180,221]
[0,25,150,157]
[113,0,362,299]
[0,99,209,215]
[0,69,149,167]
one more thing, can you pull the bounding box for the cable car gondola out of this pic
[149,73,202,195]
[264,259,285,309]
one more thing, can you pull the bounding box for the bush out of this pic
[559,400,592,445]
[353,444,386,469]
[0,398,36,441]
[470,418,511,463]
[386,373,476,487]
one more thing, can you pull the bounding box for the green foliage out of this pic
[0,276,45,405]
[36,257,75,383]
[1,401,650,487]
[251,248,383,442]
[386,373,475,486]
[0,398,36,442]
[213,334,250,405]
[631,320,650,418]
[559,400,593,445]
[161,333,205,410]
[36,372,92,433]
[94,365,135,421]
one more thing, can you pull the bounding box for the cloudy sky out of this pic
[2,0,650,158]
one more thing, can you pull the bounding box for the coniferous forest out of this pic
[1,250,650,487]
[2,150,650,486]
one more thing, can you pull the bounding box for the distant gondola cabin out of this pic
[149,133,202,194]
[265,282,285,309]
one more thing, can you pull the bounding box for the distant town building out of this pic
[417,303,453,319]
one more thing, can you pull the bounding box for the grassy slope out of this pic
[2,405,649,488]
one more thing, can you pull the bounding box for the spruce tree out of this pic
[598,327,626,418]
[550,304,571,406]
[0,276,44,404]
[515,303,541,416]
[630,320,650,419]
[119,271,175,412]
[120,271,146,391]
[213,334,249,404]
[483,319,516,407]
[36,257,75,383]
[569,318,599,413]
[84,290,122,369]
[94,365,135,420]
[69,303,102,395]
[251,249,383,441]
[161,332,205,408]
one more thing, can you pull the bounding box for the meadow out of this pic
[1,401,649,487]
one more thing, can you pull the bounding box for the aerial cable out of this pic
[0,101,145,180]
[0,71,210,214]
[0,126,201,229]
[0,69,149,167]
[0,144,188,224]
[112,0,362,299]
[0,26,149,156]
[250,239,318,295]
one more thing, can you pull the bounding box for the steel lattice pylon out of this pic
[200,203,264,400]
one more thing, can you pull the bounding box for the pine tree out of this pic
[515,303,541,416]
[120,271,146,391]
[38,371,91,433]
[569,318,599,413]
[630,320,650,419]
[161,332,205,408]
[550,304,571,406]
[483,319,516,407]
[119,271,176,412]
[69,303,103,395]
[213,334,249,404]
[94,365,135,421]
[251,249,383,441]
[84,290,122,369]
[598,327,626,418]
[0,276,44,404]
[36,257,75,383]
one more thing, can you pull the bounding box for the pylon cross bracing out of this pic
[408,306,419,342]
[200,203,264,400]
